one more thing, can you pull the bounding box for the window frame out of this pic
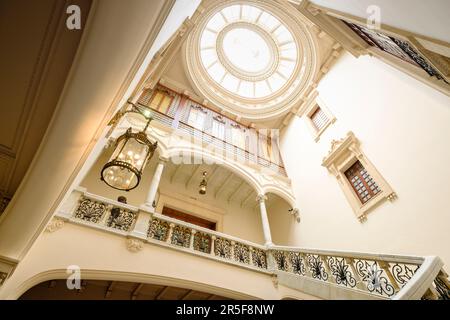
[322,131,396,222]
[301,91,336,142]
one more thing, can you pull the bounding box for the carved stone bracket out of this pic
[126,238,144,253]
[290,208,301,223]
[0,272,7,286]
[45,217,65,233]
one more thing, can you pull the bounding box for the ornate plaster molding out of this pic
[322,132,396,221]
[45,217,65,233]
[126,238,144,253]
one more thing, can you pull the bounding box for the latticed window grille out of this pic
[310,107,329,131]
[345,161,381,204]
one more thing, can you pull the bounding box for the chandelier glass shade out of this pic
[199,171,208,195]
[101,127,157,191]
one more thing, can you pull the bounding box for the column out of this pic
[256,194,273,247]
[143,157,167,210]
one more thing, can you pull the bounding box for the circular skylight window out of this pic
[199,4,298,99]
[185,0,318,120]
[222,28,271,74]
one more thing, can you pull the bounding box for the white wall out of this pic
[309,0,450,43]
[280,52,450,266]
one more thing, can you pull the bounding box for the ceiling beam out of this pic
[185,165,202,188]
[155,286,169,300]
[241,190,255,208]
[131,283,145,300]
[105,281,116,298]
[205,165,219,185]
[180,289,193,300]
[170,165,183,183]
[214,172,233,198]
[228,181,245,203]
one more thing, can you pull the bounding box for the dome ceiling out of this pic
[184,0,319,121]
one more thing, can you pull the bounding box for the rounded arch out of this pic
[262,185,296,209]
[164,145,264,195]
[6,269,258,300]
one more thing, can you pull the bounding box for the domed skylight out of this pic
[199,4,298,99]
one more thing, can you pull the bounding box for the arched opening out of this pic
[19,279,231,300]
[265,192,299,246]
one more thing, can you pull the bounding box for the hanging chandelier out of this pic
[199,171,208,195]
[101,116,157,191]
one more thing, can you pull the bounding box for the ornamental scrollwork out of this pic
[273,251,289,272]
[147,218,170,241]
[289,252,306,276]
[193,232,211,253]
[327,257,356,288]
[391,263,420,288]
[171,225,191,248]
[306,254,328,281]
[252,248,267,269]
[74,198,106,223]
[355,260,395,297]
[434,272,450,300]
[107,209,136,231]
[233,243,250,264]
[214,238,232,259]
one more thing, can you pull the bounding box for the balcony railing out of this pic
[56,188,450,300]
[133,85,288,176]
[136,106,287,176]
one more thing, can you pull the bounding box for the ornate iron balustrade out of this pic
[128,102,287,177]
[72,193,138,233]
[58,189,450,300]
[269,246,449,300]
[147,214,268,271]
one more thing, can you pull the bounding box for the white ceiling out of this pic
[0,0,92,203]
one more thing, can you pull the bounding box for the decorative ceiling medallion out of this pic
[185,0,319,120]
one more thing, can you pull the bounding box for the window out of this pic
[345,160,381,204]
[322,132,396,222]
[310,107,329,131]
[187,106,206,131]
[301,91,335,142]
[149,90,173,114]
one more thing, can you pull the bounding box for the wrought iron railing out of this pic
[59,189,450,300]
[129,101,288,176]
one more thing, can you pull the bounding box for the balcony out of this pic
[130,85,287,177]
[49,187,450,300]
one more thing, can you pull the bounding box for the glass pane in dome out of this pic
[258,12,279,30]
[200,30,216,47]
[208,63,226,81]
[255,81,270,97]
[201,49,217,68]
[279,60,295,77]
[280,46,297,60]
[241,5,261,23]
[222,73,239,91]
[221,5,240,22]
[239,80,254,98]
[280,41,296,50]
[267,73,284,91]
[207,13,226,31]
[274,25,292,44]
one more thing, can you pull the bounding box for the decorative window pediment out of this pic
[322,132,396,222]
